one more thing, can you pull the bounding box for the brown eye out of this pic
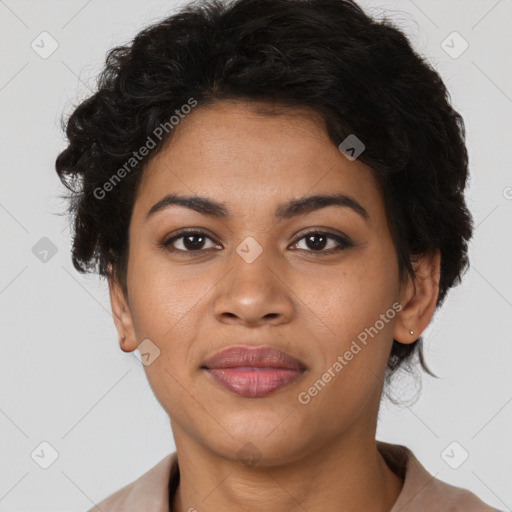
[161,231,220,253]
[291,231,352,253]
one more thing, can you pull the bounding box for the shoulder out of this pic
[377,441,503,512]
[86,452,177,512]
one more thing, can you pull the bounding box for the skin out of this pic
[108,99,441,512]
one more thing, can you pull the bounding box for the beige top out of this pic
[87,441,502,511]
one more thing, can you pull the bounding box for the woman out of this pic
[55,0,501,510]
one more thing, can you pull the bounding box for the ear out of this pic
[393,249,441,344]
[107,265,138,353]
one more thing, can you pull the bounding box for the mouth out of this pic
[201,345,307,398]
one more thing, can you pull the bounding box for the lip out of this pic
[201,345,307,398]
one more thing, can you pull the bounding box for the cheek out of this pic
[125,251,212,406]
[127,246,207,338]
[294,253,397,343]
[127,260,204,412]
[291,248,399,406]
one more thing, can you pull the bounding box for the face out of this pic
[109,100,436,466]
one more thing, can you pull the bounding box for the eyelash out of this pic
[159,229,353,257]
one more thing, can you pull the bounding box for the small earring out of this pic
[410,330,414,335]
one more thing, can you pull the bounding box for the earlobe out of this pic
[393,249,441,344]
[107,266,138,352]
[119,334,133,353]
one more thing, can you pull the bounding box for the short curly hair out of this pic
[55,0,473,398]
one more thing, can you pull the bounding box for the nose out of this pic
[212,245,295,327]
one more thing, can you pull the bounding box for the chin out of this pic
[200,426,310,468]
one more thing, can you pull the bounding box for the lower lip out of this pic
[204,367,305,397]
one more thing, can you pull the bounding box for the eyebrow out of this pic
[145,192,369,222]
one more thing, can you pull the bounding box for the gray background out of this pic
[1,0,511,510]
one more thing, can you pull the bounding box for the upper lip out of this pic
[202,345,307,371]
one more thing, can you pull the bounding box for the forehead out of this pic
[132,100,384,227]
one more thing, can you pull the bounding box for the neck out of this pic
[170,428,403,512]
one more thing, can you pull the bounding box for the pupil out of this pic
[307,234,326,250]
[184,234,204,250]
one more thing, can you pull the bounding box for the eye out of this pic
[160,229,353,256]
[290,230,352,253]
[160,230,221,254]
